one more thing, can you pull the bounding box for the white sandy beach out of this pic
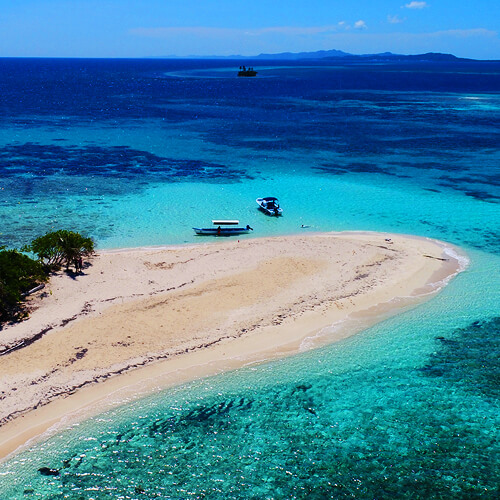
[0,232,463,459]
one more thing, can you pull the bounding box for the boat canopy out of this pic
[212,220,239,225]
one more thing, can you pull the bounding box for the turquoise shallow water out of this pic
[0,252,498,498]
[0,59,499,498]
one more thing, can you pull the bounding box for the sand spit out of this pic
[0,232,464,459]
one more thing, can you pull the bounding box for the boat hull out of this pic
[193,227,252,236]
[258,207,283,216]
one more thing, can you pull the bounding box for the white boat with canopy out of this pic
[256,197,283,216]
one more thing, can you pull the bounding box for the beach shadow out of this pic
[64,261,92,280]
[64,269,79,280]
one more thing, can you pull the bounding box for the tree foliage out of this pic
[1,230,95,324]
[0,246,48,322]
[23,230,95,271]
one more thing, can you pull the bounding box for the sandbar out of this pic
[0,232,465,460]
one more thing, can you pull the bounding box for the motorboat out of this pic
[193,220,254,236]
[256,197,283,216]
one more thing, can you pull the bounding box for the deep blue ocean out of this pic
[0,58,499,498]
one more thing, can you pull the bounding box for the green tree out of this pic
[23,230,95,271]
[0,246,48,322]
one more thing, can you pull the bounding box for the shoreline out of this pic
[0,232,466,461]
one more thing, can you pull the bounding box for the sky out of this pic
[1,0,499,59]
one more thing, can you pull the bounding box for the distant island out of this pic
[159,49,483,62]
[233,50,470,62]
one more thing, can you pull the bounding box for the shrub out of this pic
[0,247,48,322]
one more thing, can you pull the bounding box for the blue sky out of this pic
[1,0,499,59]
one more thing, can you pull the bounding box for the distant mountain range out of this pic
[250,50,470,62]
[165,49,475,62]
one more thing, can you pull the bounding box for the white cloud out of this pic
[404,1,427,8]
[337,21,352,30]
[131,25,496,44]
[388,15,404,24]
[429,28,496,38]
[130,21,377,39]
[130,25,344,38]
[256,25,340,35]
[127,23,499,58]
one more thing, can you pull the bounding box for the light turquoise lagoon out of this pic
[0,59,498,498]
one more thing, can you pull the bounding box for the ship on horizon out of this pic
[238,65,257,77]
